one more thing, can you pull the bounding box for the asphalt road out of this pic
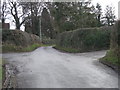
[2,46,118,88]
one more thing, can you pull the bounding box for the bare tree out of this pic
[95,3,102,26]
[8,0,29,30]
[104,5,116,26]
[1,1,7,23]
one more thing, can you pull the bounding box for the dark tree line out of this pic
[41,8,54,38]
[23,2,42,36]
[1,0,116,39]
[48,2,116,33]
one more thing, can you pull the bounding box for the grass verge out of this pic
[100,50,120,71]
[0,59,2,89]
[100,50,119,65]
[54,46,80,53]
[0,59,2,80]
[2,43,51,53]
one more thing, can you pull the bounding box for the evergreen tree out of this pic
[48,1,99,33]
[41,8,54,39]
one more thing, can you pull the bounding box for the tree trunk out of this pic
[16,20,20,30]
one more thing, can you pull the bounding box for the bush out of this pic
[56,27,111,52]
[100,21,120,69]
[42,38,55,45]
[2,30,40,47]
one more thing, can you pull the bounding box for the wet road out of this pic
[2,46,118,88]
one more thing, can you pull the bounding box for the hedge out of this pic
[56,27,111,52]
[100,20,120,68]
[2,30,41,47]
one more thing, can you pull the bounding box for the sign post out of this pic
[39,16,42,42]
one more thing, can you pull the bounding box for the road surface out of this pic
[2,46,118,88]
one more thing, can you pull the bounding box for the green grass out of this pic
[21,44,42,52]
[54,46,80,53]
[0,59,2,80]
[2,44,20,52]
[100,50,119,66]
[0,59,2,89]
[2,43,52,53]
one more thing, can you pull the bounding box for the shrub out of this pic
[56,27,111,52]
[2,30,40,47]
[100,20,120,68]
[42,38,55,45]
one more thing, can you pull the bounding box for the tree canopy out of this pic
[1,1,116,38]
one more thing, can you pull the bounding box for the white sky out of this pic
[92,0,119,19]
[4,0,120,30]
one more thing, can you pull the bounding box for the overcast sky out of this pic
[92,0,119,19]
[4,0,120,30]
